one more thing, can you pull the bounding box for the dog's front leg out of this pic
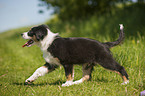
[62,64,74,87]
[25,62,58,84]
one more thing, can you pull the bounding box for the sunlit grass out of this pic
[0,4,145,95]
[0,26,144,96]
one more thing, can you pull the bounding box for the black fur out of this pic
[23,24,129,84]
[47,28,128,80]
[48,37,109,64]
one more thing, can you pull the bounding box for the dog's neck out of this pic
[36,29,58,51]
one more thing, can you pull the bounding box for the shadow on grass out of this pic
[92,78,111,83]
[13,80,65,86]
[94,78,109,83]
[91,77,120,84]
[13,77,119,86]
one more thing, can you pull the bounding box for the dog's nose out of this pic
[21,33,23,36]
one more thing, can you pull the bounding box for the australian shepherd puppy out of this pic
[21,24,129,86]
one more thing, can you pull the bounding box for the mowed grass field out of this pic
[0,25,144,96]
[0,4,145,96]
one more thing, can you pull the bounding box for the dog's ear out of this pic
[35,31,43,41]
[32,25,48,41]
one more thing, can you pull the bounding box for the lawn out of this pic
[0,3,145,96]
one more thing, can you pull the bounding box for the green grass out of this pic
[0,3,145,96]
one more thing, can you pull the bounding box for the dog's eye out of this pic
[28,31,33,37]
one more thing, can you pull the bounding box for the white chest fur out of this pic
[38,29,60,65]
[43,50,61,65]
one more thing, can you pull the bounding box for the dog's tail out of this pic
[103,24,125,48]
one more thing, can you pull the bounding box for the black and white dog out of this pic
[21,24,129,86]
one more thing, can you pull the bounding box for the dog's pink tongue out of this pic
[22,39,33,47]
[22,43,28,47]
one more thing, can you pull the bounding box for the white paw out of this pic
[62,81,74,87]
[73,79,83,85]
[25,79,34,84]
[121,80,129,85]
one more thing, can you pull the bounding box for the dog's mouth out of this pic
[22,39,34,47]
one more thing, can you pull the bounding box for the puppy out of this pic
[21,24,129,86]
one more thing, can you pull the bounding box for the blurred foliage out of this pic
[45,3,145,40]
[38,0,145,20]
[38,0,117,20]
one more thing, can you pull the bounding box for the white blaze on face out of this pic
[22,32,31,39]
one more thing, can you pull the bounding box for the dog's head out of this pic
[21,24,48,47]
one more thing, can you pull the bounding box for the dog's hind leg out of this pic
[114,65,129,85]
[73,63,94,85]
[25,62,58,84]
[98,58,129,85]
